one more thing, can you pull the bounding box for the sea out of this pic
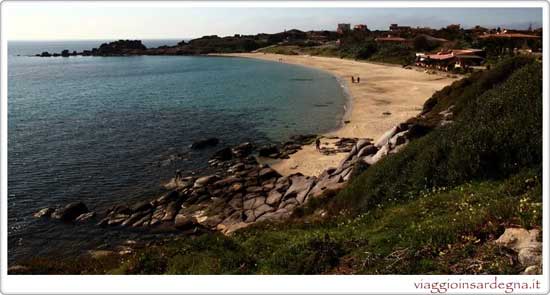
[7,39,347,264]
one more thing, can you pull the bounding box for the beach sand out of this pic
[219,53,459,176]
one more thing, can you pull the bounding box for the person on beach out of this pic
[351,76,355,83]
[315,138,321,151]
[357,76,361,83]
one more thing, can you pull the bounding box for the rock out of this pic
[51,202,89,221]
[243,196,265,210]
[522,265,541,275]
[357,144,378,158]
[88,250,115,259]
[495,228,542,267]
[374,125,398,148]
[266,190,283,206]
[229,182,244,193]
[253,204,274,219]
[131,200,153,213]
[199,215,224,228]
[155,190,180,204]
[194,175,218,188]
[132,213,152,227]
[259,167,280,179]
[258,145,280,157]
[246,186,263,194]
[190,137,219,149]
[283,175,316,204]
[120,212,144,226]
[389,130,408,147]
[308,174,345,199]
[518,247,542,267]
[8,265,30,274]
[228,163,245,173]
[232,142,254,158]
[363,144,389,165]
[213,176,241,187]
[61,49,70,57]
[211,147,233,161]
[162,201,181,221]
[174,214,197,230]
[33,207,54,218]
[75,212,95,222]
[40,51,51,57]
[107,215,128,226]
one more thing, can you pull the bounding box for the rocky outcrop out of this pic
[50,202,89,222]
[32,123,417,236]
[495,228,542,274]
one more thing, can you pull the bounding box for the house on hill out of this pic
[337,23,351,34]
[415,48,485,71]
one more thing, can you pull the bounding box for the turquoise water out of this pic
[7,41,347,262]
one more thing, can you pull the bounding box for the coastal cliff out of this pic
[10,56,542,275]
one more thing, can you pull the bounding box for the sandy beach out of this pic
[219,53,459,176]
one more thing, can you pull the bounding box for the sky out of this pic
[3,3,543,41]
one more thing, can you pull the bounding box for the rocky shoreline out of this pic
[33,119,414,237]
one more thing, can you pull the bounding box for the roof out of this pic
[375,37,408,42]
[424,53,454,60]
[478,33,540,39]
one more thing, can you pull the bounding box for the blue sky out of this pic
[4,4,543,40]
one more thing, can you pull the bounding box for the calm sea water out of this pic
[7,40,347,263]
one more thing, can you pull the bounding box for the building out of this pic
[337,23,351,34]
[415,49,485,71]
[478,31,540,40]
[389,24,411,33]
[354,24,368,31]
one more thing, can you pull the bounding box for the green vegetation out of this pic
[14,57,541,275]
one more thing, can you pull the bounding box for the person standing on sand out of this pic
[351,76,355,83]
[315,138,321,151]
[357,76,361,83]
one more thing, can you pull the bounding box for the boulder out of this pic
[232,142,254,158]
[283,175,316,204]
[190,137,219,149]
[162,201,181,221]
[194,175,218,188]
[51,202,89,221]
[131,200,153,213]
[374,125,398,148]
[132,213,152,227]
[259,167,280,179]
[357,144,378,158]
[75,212,95,222]
[121,212,146,227]
[211,147,233,161]
[253,204,274,219]
[33,207,54,218]
[495,228,542,267]
[363,144,389,165]
[258,145,280,157]
[174,214,197,230]
[266,190,283,206]
[213,176,241,187]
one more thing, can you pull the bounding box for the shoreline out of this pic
[215,53,459,176]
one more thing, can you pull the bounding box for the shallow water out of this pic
[7,41,347,263]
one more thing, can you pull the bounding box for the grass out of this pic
[15,169,540,274]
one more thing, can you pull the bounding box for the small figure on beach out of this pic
[351,76,355,83]
[315,138,321,151]
[357,76,361,83]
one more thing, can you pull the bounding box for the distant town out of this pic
[36,22,542,72]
